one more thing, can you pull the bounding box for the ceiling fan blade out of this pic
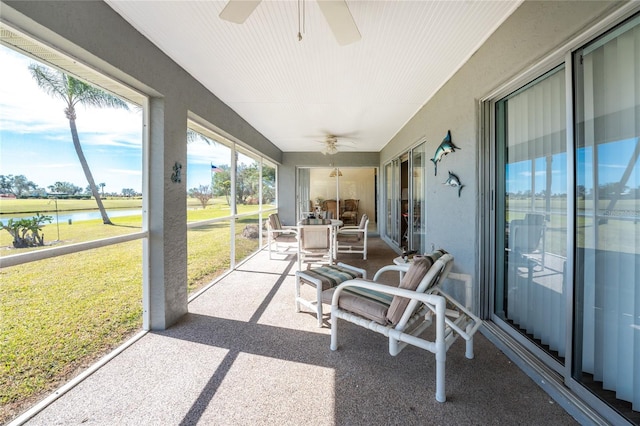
[219,0,262,24]
[316,0,361,46]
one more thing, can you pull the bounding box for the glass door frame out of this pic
[382,139,427,253]
[484,60,574,377]
[408,142,427,253]
[481,7,640,419]
[383,159,400,246]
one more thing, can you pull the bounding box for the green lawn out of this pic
[0,198,271,423]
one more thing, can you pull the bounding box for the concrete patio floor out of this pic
[21,238,578,425]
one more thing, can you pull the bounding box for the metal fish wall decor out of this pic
[430,130,460,176]
[443,171,464,197]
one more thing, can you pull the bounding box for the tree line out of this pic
[0,174,139,199]
[188,163,276,209]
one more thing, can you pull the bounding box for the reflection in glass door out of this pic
[492,15,640,422]
[495,66,568,362]
[573,16,640,419]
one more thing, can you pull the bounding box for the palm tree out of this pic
[29,64,129,225]
[99,182,106,197]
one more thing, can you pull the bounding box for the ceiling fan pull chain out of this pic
[297,0,305,41]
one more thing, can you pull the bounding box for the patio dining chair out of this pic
[323,250,482,402]
[266,213,298,260]
[509,212,546,269]
[336,213,369,259]
[297,218,334,270]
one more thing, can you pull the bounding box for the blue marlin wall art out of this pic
[430,130,460,176]
[443,171,464,197]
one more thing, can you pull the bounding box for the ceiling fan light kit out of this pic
[219,0,361,45]
[322,135,339,155]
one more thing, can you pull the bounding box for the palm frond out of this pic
[70,78,129,110]
[28,64,69,104]
[187,129,217,146]
[29,64,129,111]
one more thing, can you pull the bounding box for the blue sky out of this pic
[0,45,246,195]
[506,138,639,195]
[0,46,144,193]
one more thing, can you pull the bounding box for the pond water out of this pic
[0,209,142,224]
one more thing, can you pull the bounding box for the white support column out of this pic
[147,97,188,330]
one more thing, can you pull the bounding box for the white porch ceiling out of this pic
[105,0,522,153]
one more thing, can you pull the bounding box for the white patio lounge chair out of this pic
[324,250,482,402]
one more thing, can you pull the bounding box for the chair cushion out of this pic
[385,249,447,325]
[299,265,363,291]
[275,234,298,243]
[300,218,332,225]
[337,233,360,243]
[269,214,282,237]
[322,284,393,325]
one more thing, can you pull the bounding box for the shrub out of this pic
[0,213,53,248]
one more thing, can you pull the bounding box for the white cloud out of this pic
[0,47,142,144]
[1,45,144,193]
[107,168,142,176]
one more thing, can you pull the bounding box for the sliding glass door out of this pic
[410,142,427,253]
[495,66,568,363]
[492,13,640,423]
[573,16,640,417]
[383,143,426,253]
[297,167,377,227]
[385,160,400,245]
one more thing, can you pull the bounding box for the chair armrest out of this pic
[332,279,443,304]
[372,264,411,280]
[430,287,483,341]
[269,227,298,235]
[337,228,364,236]
[335,262,367,280]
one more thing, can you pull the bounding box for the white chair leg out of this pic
[435,350,446,403]
[316,280,323,327]
[330,311,338,350]
[465,323,474,359]
[295,275,301,312]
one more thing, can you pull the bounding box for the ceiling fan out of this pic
[318,134,356,155]
[219,0,361,46]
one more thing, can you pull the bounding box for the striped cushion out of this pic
[385,249,447,325]
[301,218,332,225]
[322,284,393,325]
[299,265,363,291]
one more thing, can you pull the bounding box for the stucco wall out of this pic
[380,1,623,282]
